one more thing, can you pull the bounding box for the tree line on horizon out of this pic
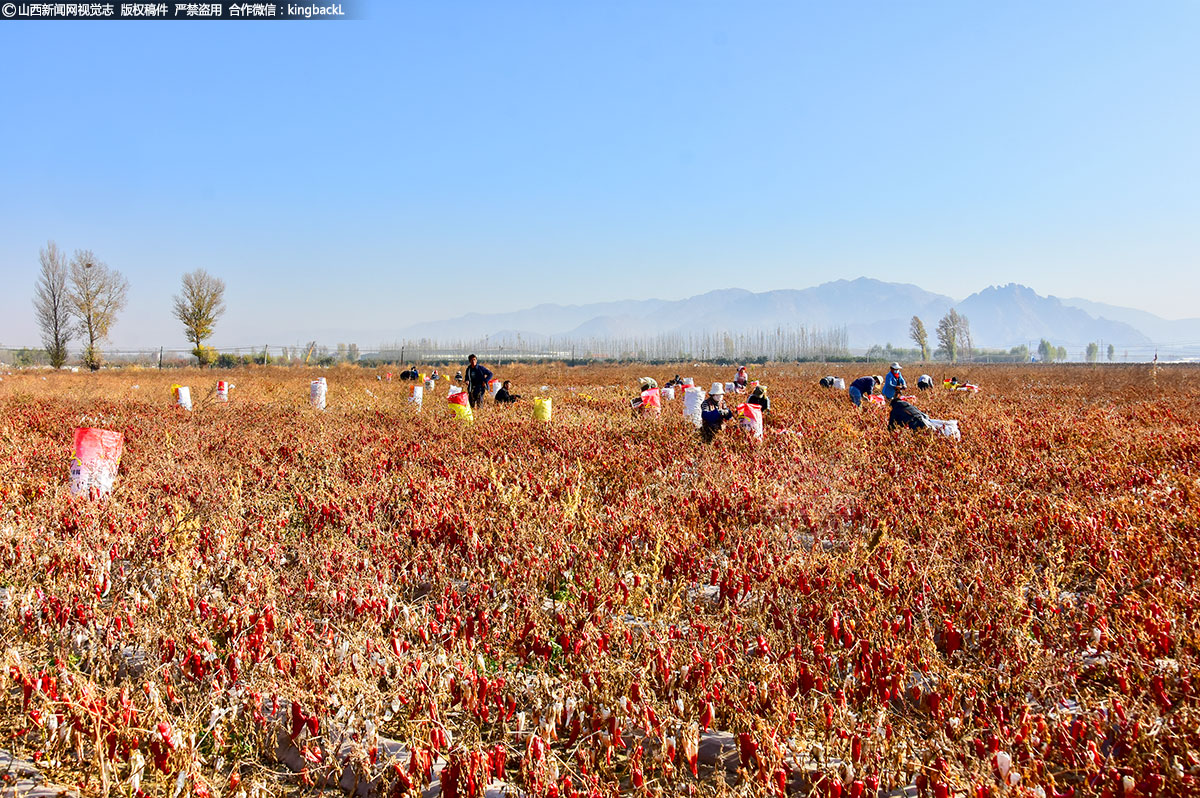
[906,312,1114,364]
[22,241,1120,369]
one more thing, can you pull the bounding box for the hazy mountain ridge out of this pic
[392,278,1174,353]
[1056,297,1200,344]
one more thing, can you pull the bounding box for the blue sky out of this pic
[2,1,1198,349]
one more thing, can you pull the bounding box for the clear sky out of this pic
[2,1,1198,349]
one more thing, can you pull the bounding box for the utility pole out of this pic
[158,346,163,369]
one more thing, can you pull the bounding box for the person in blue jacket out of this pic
[848,375,881,407]
[882,362,907,401]
[464,354,494,408]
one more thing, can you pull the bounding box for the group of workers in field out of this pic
[833,362,957,432]
[398,355,953,442]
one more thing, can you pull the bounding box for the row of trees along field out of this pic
[906,311,1115,363]
[33,240,225,370]
[28,239,1124,369]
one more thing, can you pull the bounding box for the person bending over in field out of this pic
[747,384,770,414]
[888,395,933,432]
[494,380,520,403]
[464,354,493,409]
[917,374,934,391]
[700,382,734,443]
[848,375,881,408]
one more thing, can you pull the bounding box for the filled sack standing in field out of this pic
[736,402,764,439]
[172,384,192,411]
[832,377,846,391]
[660,386,675,401]
[640,388,662,415]
[448,390,474,423]
[681,377,694,387]
[70,427,123,497]
[425,379,436,392]
[409,383,423,408]
[724,382,736,395]
[683,386,704,428]
[928,418,961,440]
[310,378,327,410]
[216,380,229,403]
[533,396,552,423]
[489,378,502,398]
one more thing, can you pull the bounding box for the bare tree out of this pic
[936,309,959,363]
[68,250,129,371]
[172,269,227,367]
[33,241,73,369]
[908,316,929,361]
[954,312,973,360]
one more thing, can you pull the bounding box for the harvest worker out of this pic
[494,380,520,403]
[917,374,934,391]
[733,366,748,392]
[700,382,734,443]
[882,363,907,401]
[848,375,881,408]
[888,395,933,432]
[463,354,493,409]
[819,376,835,389]
[747,384,770,415]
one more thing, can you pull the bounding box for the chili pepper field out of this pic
[1,363,1198,798]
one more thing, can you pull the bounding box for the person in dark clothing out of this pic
[819,376,835,389]
[664,374,683,389]
[917,374,934,391]
[888,397,933,432]
[700,382,734,443]
[494,380,520,403]
[747,385,770,414]
[463,354,493,408]
[848,375,881,407]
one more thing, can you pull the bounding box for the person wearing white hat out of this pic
[882,362,907,401]
[700,382,733,442]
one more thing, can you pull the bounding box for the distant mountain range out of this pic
[388,278,1197,357]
